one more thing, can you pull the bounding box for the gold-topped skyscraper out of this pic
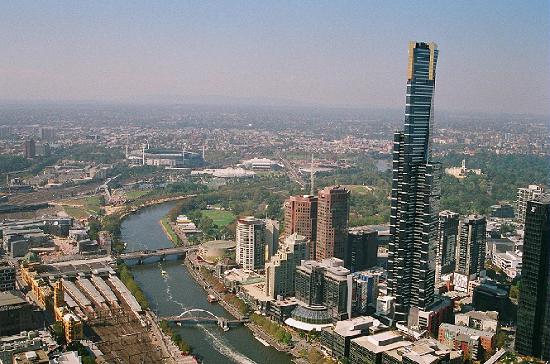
[387,42,441,322]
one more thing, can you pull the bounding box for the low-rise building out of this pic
[12,349,50,364]
[438,323,495,361]
[491,250,522,279]
[382,338,463,364]
[472,281,510,316]
[0,260,16,292]
[0,331,50,364]
[407,297,454,337]
[455,310,499,332]
[0,291,35,336]
[490,204,515,219]
[321,316,385,361]
[175,215,200,233]
[349,331,411,364]
[241,158,281,170]
[222,268,263,292]
[267,297,298,323]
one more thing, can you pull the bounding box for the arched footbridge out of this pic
[160,308,249,329]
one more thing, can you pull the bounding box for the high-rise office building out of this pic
[435,210,459,285]
[264,218,280,258]
[24,139,36,159]
[515,194,550,360]
[265,233,308,298]
[236,216,266,271]
[454,215,486,292]
[283,195,318,258]
[516,185,545,223]
[294,258,351,320]
[39,127,56,142]
[346,227,378,272]
[0,126,12,138]
[316,186,350,261]
[387,41,440,321]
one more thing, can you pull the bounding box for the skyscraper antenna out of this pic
[310,153,315,196]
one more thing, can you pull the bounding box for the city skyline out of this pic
[1,1,549,115]
[0,3,549,362]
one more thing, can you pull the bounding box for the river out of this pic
[121,202,293,364]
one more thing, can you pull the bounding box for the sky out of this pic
[1,1,549,115]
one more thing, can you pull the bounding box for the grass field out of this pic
[200,209,236,227]
[342,184,374,195]
[124,190,150,200]
[62,195,103,218]
[63,206,89,219]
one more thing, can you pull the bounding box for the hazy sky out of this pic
[1,1,549,115]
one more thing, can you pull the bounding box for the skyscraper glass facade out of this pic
[387,42,440,321]
[516,195,550,360]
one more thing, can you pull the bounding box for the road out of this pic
[277,154,306,188]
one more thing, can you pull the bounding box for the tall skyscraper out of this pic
[283,195,318,258]
[454,215,486,292]
[435,210,459,286]
[516,185,545,223]
[387,41,440,321]
[236,216,266,271]
[516,194,550,360]
[315,186,350,261]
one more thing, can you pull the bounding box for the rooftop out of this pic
[333,316,377,337]
[351,331,411,354]
[440,323,495,338]
[394,338,462,364]
[0,290,27,307]
[532,193,550,204]
[459,310,498,322]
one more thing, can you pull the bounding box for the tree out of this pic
[87,220,101,241]
[495,331,507,348]
[51,322,64,343]
[510,283,520,300]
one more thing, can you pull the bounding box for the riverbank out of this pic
[182,256,297,353]
[175,231,301,361]
[121,201,293,363]
[116,194,193,220]
[160,217,182,245]
[111,197,200,363]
